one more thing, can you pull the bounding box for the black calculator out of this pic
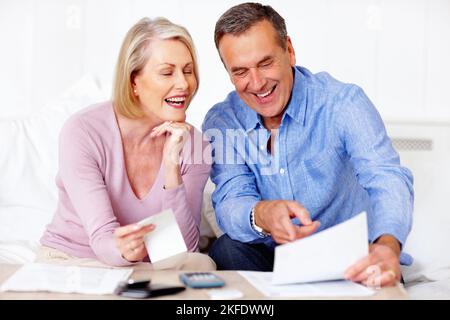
[179,272,225,288]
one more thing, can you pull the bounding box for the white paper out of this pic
[138,209,187,263]
[0,263,133,295]
[207,289,244,300]
[272,212,368,285]
[240,271,374,297]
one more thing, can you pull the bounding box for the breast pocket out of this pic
[301,148,344,209]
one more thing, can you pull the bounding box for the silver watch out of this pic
[250,206,269,237]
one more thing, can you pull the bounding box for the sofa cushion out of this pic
[0,75,107,243]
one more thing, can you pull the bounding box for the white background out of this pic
[1,1,450,293]
[1,0,449,128]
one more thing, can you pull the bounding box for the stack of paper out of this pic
[239,271,374,297]
[239,212,374,297]
[0,263,133,295]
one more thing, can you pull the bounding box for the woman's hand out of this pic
[150,121,192,167]
[114,224,155,263]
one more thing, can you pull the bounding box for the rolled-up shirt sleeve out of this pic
[335,85,414,247]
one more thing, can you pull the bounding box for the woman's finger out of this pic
[164,123,190,136]
[119,225,155,244]
[125,243,147,262]
[114,224,142,238]
[115,224,154,240]
[151,121,172,137]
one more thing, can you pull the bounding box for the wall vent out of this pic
[391,138,433,151]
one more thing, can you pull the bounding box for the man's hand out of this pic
[344,235,402,288]
[254,200,321,244]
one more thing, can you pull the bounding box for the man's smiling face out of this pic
[218,20,296,126]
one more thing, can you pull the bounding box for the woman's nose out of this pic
[175,72,189,90]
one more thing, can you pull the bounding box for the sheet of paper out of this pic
[239,271,374,298]
[137,209,187,263]
[0,263,133,295]
[272,211,368,285]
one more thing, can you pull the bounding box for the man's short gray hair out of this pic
[214,2,288,50]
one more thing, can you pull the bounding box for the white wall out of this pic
[0,0,449,129]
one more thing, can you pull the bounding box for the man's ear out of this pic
[286,36,296,66]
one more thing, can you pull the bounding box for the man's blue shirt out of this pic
[202,66,414,265]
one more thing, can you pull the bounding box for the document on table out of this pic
[0,263,133,295]
[239,271,374,297]
[137,209,187,265]
[272,211,369,285]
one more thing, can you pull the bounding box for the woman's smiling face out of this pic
[133,38,198,122]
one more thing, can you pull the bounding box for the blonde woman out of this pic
[39,17,215,269]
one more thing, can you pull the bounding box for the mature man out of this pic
[202,3,413,287]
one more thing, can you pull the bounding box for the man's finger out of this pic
[344,255,372,280]
[271,225,294,244]
[279,216,296,241]
[272,232,294,244]
[285,201,312,226]
[364,270,398,288]
[351,264,382,283]
[294,221,320,239]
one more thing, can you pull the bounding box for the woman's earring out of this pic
[133,89,137,95]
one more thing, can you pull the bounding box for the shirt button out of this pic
[279,168,285,175]
[260,144,265,150]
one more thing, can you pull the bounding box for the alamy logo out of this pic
[178,128,281,176]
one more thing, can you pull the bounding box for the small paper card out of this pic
[137,209,187,264]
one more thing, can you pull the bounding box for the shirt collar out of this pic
[284,66,308,126]
[241,66,308,133]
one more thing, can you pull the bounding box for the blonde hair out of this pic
[112,17,199,119]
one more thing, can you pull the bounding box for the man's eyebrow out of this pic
[257,56,273,65]
[230,56,273,73]
[230,66,247,73]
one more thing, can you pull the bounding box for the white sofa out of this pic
[0,76,449,299]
